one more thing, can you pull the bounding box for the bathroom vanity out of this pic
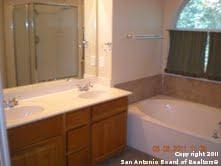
[0,0,129,164]
[5,85,130,166]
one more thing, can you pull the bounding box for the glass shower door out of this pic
[34,4,80,82]
[13,5,32,86]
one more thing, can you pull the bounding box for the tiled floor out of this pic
[98,147,160,166]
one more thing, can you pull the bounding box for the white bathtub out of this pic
[127,96,221,163]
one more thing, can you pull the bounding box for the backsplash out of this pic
[162,74,221,108]
[115,75,162,103]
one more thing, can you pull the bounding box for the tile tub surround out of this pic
[115,73,221,109]
[115,75,162,103]
[162,74,221,109]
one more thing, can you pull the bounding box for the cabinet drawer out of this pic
[67,126,89,153]
[66,108,90,130]
[8,116,63,154]
[67,148,90,166]
[92,97,128,122]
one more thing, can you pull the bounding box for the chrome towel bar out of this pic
[126,33,162,40]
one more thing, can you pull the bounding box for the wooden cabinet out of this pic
[92,97,128,122]
[11,137,63,166]
[8,116,63,154]
[65,108,91,166]
[67,126,90,153]
[8,116,64,166]
[66,108,90,130]
[8,97,128,166]
[67,148,90,166]
[91,97,128,163]
[92,112,127,163]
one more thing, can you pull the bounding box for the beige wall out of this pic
[111,0,163,85]
[97,0,113,83]
[84,0,97,77]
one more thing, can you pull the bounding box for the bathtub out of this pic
[127,96,221,163]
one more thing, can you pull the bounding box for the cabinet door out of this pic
[92,112,127,162]
[67,126,90,153]
[67,148,90,166]
[11,137,64,166]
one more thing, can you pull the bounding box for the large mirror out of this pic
[1,0,97,88]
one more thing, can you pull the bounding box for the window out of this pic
[177,0,221,29]
[176,0,221,71]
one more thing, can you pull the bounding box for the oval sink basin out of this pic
[78,90,107,99]
[5,106,44,121]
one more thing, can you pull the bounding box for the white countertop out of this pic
[5,85,131,129]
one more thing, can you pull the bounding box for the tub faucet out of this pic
[212,130,219,139]
[4,97,19,109]
[212,123,221,139]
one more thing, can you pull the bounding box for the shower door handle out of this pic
[79,40,88,48]
[35,35,40,45]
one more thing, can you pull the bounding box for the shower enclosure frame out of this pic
[12,2,84,86]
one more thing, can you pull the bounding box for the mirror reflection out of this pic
[2,0,97,88]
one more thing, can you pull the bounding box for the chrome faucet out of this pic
[212,130,219,139]
[3,97,19,109]
[77,82,93,92]
[212,122,221,139]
